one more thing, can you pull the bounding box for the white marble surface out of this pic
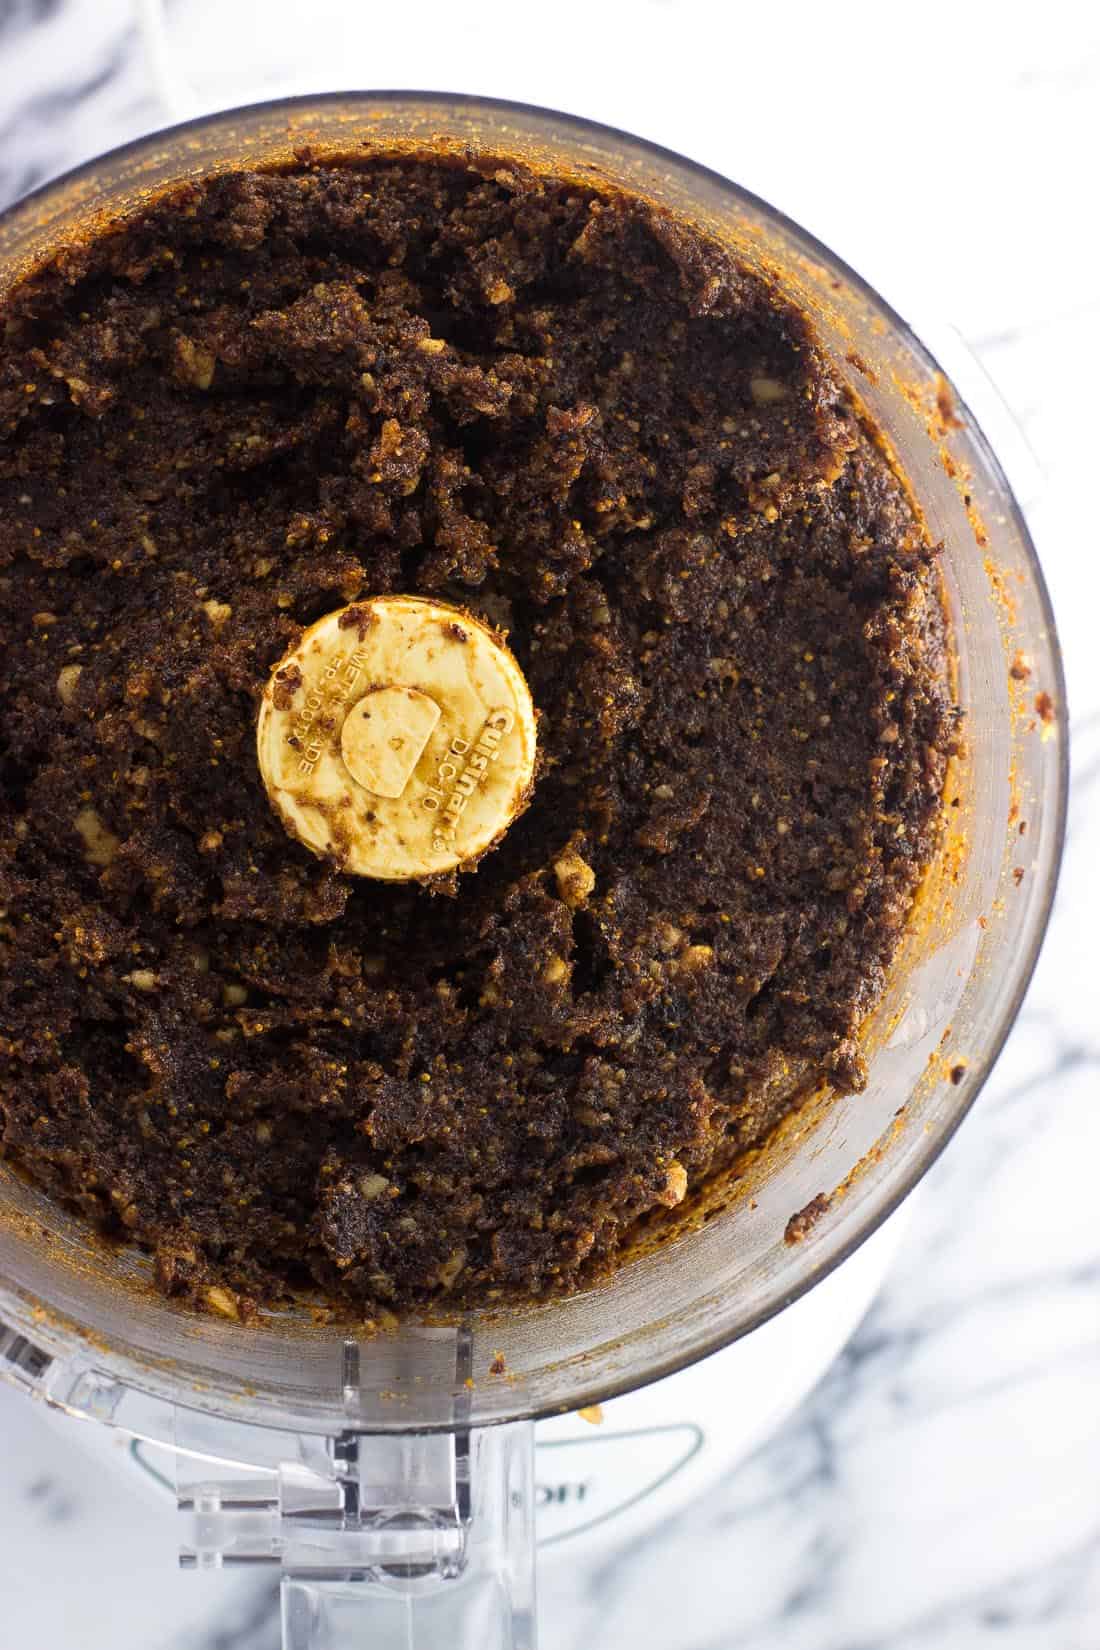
[1,2,1098,1646]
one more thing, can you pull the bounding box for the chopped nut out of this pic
[202,598,232,627]
[56,663,83,705]
[175,335,216,390]
[785,1192,831,1244]
[542,954,569,985]
[708,656,740,682]
[437,1247,467,1288]
[74,806,120,867]
[198,829,223,854]
[676,944,714,974]
[32,610,58,628]
[222,983,248,1006]
[416,336,446,354]
[253,557,276,578]
[255,1121,273,1142]
[657,1160,689,1206]
[656,922,683,954]
[358,1172,390,1200]
[554,849,596,908]
[750,376,788,404]
[204,1285,239,1320]
[486,278,514,305]
[653,783,675,801]
[123,969,157,992]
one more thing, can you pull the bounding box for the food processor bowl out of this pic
[0,95,1067,1650]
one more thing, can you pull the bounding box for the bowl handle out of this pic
[277,1420,537,1649]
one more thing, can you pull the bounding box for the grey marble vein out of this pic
[0,0,158,211]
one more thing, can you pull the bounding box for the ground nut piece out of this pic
[542,955,570,985]
[123,969,157,991]
[222,983,248,1006]
[750,376,788,404]
[554,849,596,907]
[74,806,121,867]
[655,922,684,954]
[657,1161,689,1206]
[437,1247,467,1288]
[204,1285,240,1319]
[202,598,232,627]
[358,1173,390,1201]
[708,656,740,682]
[56,663,83,704]
[174,335,216,389]
[675,944,714,974]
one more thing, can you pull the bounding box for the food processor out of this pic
[0,94,1066,1648]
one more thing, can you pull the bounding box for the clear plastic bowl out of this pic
[0,91,1067,1648]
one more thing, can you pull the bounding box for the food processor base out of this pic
[33,1200,911,1572]
[534,1198,911,1563]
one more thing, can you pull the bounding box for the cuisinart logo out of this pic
[422,707,514,850]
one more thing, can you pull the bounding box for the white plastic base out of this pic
[534,1199,911,1561]
[42,1199,910,1569]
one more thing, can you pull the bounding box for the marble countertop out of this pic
[1,3,1098,1646]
